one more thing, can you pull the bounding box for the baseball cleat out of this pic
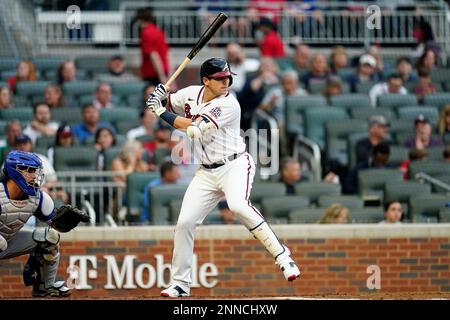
[161,283,190,298]
[32,281,72,297]
[276,247,301,282]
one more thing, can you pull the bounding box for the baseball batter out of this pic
[0,151,89,297]
[147,58,300,298]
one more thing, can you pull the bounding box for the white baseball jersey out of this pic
[168,85,246,165]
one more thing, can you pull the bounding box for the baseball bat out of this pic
[164,12,228,89]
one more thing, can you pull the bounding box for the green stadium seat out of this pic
[294,182,341,205]
[249,182,286,205]
[0,107,33,122]
[63,81,99,97]
[318,195,364,209]
[152,147,172,166]
[99,108,139,124]
[135,134,154,144]
[126,172,160,217]
[75,56,110,75]
[389,119,415,137]
[438,207,450,223]
[116,120,141,135]
[51,107,82,124]
[103,146,122,170]
[388,145,409,166]
[336,68,355,80]
[357,168,403,201]
[0,81,8,89]
[127,95,145,109]
[326,119,367,165]
[347,132,368,168]
[0,57,20,71]
[111,82,146,98]
[32,56,67,72]
[431,68,450,84]
[305,107,348,149]
[35,136,55,149]
[289,207,325,223]
[149,184,189,224]
[426,146,446,160]
[350,108,396,122]
[349,207,384,223]
[53,146,98,171]
[423,93,450,111]
[330,94,371,110]
[355,81,378,94]
[384,181,431,204]
[409,160,450,179]
[431,175,450,193]
[168,200,183,224]
[397,106,439,124]
[285,95,327,136]
[78,94,121,106]
[410,194,449,223]
[16,81,51,98]
[261,195,310,222]
[378,94,417,109]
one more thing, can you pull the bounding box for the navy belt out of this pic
[202,152,244,169]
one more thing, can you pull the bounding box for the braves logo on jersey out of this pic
[184,103,192,119]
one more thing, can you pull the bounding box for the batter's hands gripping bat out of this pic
[164,12,228,90]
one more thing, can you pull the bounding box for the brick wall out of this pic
[0,225,449,297]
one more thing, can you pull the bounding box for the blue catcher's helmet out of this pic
[3,151,44,196]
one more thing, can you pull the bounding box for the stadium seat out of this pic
[51,107,82,124]
[350,107,396,122]
[135,134,154,144]
[318,195,364,209]
[431,175,450,194]
[35,136,55,149]
[355,81,378,94]
[53,146,98,171]
[116,120,141,135]
[16,81,51,98]
[336,68,355,80]
[0,81,8,89]
[388,119,415,137]
[388,145,409,166]
[152,206,171,225]
[439,207,450,223]
[410,194,449,223]
[289,207,325,223]
[103,146,122,170]
[384,181,431,204]
[294,182,341,205]
[126,172,160,217]
[431,68,450,84]
[32,56,67,72]
[304,107,348,149]
[169,200,183,224]
[397,106,439,124]
[99,108,139,125]
[111,82,146,98]
[409,160,450,179]
[357,168,403,200]
[325,119,367,165]
[126,95,144,109]
[378,94,417,109]
[78,94,121,106]
[10,95,30,107]
[330,94,372,111]
[423,93,450,111]
[75,56,110,75]
[249,182,286,205]
[152,147,172,166]
[426,146,446,161]
[63,81,99,97]
[349,207,384,223]
[0,107,33,122]
[285,95,327,136]
[261,195,310,221]
[149,184,189,224]
[0,57,20,72]
[347,132,368,168]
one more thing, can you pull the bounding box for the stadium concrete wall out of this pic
[1,224,449,298]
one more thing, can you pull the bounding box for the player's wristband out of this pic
[159,111,177,127]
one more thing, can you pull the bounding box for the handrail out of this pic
[293,135,322,182]
[415,172,450,193]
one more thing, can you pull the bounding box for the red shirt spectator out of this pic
[260,30,285,57]
[137,9,170,84]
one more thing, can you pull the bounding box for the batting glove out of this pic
[146,96,166,117]
[152,83,169,100]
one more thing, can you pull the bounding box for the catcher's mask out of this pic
[3,151,44,197]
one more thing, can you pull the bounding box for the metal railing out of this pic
[292,135,322,182]
[415,172,450,194]
[33,1,450,53]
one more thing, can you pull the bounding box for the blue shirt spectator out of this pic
[72,103,115,144]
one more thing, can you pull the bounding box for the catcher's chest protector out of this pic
[0,183,39,241]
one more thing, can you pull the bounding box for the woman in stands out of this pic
[379,201,403,224]
[94,127,117,171]
[57,61,77,85]
[8,60,36,93]
[438,104,450,137]
[318,204,350,224]
[44,84,64,108]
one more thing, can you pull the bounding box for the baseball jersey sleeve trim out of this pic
[201,113,219,129]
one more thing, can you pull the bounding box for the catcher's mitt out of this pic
[50,205,91,233]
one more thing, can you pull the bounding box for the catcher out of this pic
[0,151,90,297]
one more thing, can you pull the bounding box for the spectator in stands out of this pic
[366,45,384,73]
[14,134,69,205]
[343,142,391,194]
[399,148,428,180]
[136,8,170,85]
[127,108,157,141]
[141,160,180,224]
[226,42,260,94]
[415,68,437,103]
[218,200,238,225]
[112,140,148,185]
[438,104,450,137]
[23,103,59,146]
[48,123,73,166]
[301,53,329,92]
[95,55,138,83]
[318,204,350,224]
[95,127,117,171]
[72,103,115,145]
[369,73,407,107]
[44,84,64,108]
[329,46,349,74]
[8,60,36,93]
[93,83,114,109]
[57,60,77,85]
[322,76,343,103]
[255,17,285,58]
[404,115,443,150]
[415,48,438,72]
[396,56,416,83]
[238,57,280,131]
[292,44,310,71]
[0,86,13,109]
[355,115,390,166]
[347,54,380,93]
[443,147,450,162]
[0,120,22,162]
[280,157,308,194]
[379,201,403,224]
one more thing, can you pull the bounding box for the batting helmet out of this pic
[3,151,44,196]
[200,58,236,86]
